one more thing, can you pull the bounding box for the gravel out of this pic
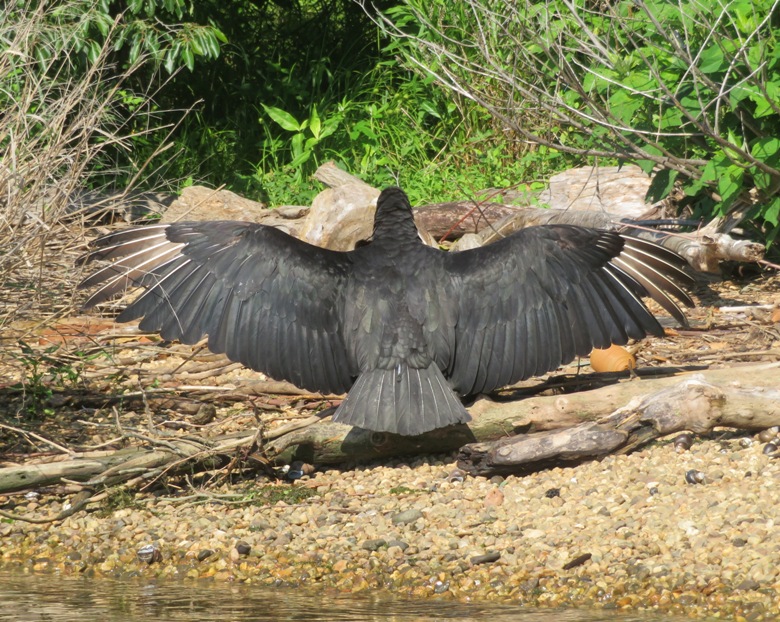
[2,433,780,620]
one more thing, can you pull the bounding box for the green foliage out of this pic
[602,0,780,234]
[63,0,226,71]
[243,484,319,506]
[382,0,780,245]
[8,342,85,417]
[3,1,564,211]
[250,25,548,206]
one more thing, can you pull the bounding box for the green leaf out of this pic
[289,150,312,168]
[635,160,656,175]
[419,100,441,119]
[750,137,780,191]
[86,40,102,64]
[129,37,142,66]
[263,105,301,132]
[752,81,779,118]
[717,164,744,211]
[309,106,321,140]
[213,28,228,44]
[646,169,679,203]
[636,145,662,175]
[699,44,725,74]
[751,137,780,161]
[181,46,195,71]
[290,132,304,159]
[763,196,780,226]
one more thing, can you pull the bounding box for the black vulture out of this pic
[78,186,694,436]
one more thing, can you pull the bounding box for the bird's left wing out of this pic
[78,221,357,394]
[442,225,694,396]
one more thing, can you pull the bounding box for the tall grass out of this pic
[0,1,177,325]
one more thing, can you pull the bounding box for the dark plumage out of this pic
[78,187,694,436]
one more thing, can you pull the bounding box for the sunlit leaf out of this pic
[717,164,744,211]
[309,106,321,140]
[263,105,301,132]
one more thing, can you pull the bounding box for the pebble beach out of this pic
[3,432,780,621]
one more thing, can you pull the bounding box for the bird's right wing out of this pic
[78,221,357,394]
[443,225,694,396]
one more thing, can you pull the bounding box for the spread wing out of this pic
[443,225,694,395]
[78,221,357,394]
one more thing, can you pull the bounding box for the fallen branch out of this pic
[456,207,765,272]
[457,363,780,476]
[2,364,777,497]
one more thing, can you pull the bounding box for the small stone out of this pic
[758,426,780,442]
[137,544,162,564]
[562,552,592,570]
[361,538,387,551]
[470,551,501,565]
[433,580,450,594]
[196,549,214,562]
[234,541,251,556]
[332,559,349,573]
[290,511,308,525]
[386,540,409,551]
[484,487,504,507]
[685,469,706,485]
[446,469,466,483]
[392,509,423,525]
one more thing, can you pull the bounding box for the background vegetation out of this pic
[2,0,778,286]
[381,0,780,243]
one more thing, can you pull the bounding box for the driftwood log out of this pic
[313,162,765,270]
[454,205,765,271]
[3,363,778,496]
[458,363,780,476]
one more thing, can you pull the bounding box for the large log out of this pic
[1,364,777,496]
[267,363,780,464]
[458,363,780,476]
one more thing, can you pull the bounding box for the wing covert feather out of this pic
[79,221,356,394]
[444,225,691,395]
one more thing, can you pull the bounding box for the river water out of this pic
[0,572,705,621]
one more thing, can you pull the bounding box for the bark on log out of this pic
[0,438,233,493]
[267,363,780,465]
[3,364,777,494]
[307,163,766,269]
[457,363,780,476]
[313,161,376,190]
[657,232,766,273]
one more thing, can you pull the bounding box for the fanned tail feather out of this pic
[332,363,470,436]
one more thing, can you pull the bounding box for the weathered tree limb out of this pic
[2,364,777,495]
[655,232,766,273]
[0,438,218,493]
[457,207,764,272]
[457,363,780,476]
[266,363,780,465]
[313,161,376,190]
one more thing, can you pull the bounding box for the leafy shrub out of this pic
[379,0,780,243]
